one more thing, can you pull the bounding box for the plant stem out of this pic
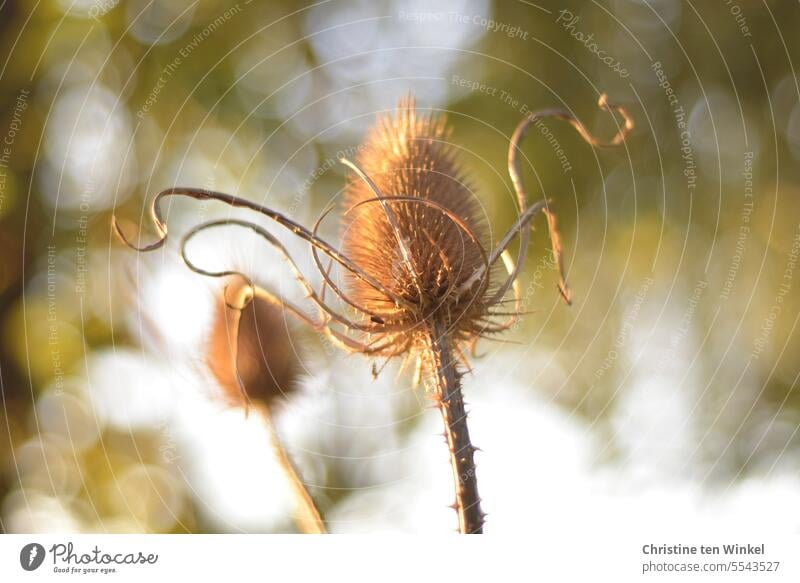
[260,407,327,534]
[427,321,484,534]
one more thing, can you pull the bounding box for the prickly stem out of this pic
[426,320,484,534]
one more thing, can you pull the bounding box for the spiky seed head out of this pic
[341,96,490,354]
[207,280,298,409]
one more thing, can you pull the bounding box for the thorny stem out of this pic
[258,406,326,534]
[427,320,484,534]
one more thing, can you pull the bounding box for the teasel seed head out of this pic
[341,96,491,363]
[206,279,299,410]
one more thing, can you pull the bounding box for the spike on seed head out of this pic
[206,279,298,409]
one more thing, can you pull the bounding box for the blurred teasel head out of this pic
[206,278,298,411]
[205,277,325,533]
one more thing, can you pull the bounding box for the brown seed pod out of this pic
[341,96,490,356]
[206,279,298,409]
[205,279,325,533]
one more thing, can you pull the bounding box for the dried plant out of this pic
[207,277,298,409]
[114,93,632,534]
[206,277,326,534]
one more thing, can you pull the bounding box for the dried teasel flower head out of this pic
[206,278,299,410]
[341,96,490,363]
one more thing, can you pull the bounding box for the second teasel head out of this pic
[206,278,299,410]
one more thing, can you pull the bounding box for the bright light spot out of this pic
[43,84,136,211]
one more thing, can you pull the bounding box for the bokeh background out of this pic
[1,0,800,533]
